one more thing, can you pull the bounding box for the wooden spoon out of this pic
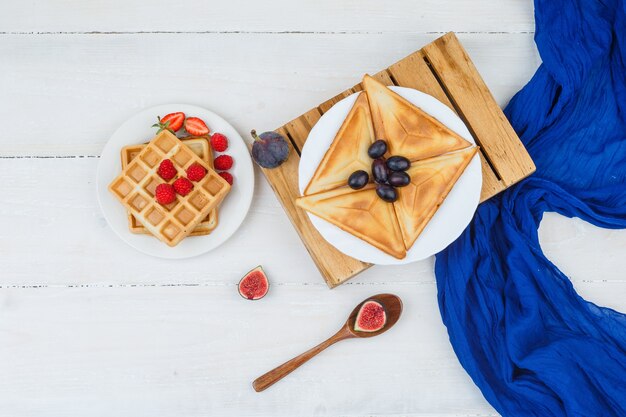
[252,293,403,392]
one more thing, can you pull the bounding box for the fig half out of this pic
[354,300,386,332]
[238,266,270,300]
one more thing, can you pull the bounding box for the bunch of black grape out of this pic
[347,140,410,202]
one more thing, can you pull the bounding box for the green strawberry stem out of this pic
[152,116,174,134]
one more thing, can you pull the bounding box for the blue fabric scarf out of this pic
[434,0,626,415]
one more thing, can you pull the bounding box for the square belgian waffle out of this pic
[109,130,231,247]
[120,136,218,236]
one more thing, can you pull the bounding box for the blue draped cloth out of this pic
[434,0,626,415]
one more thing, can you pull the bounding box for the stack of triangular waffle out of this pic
[297,75,478,259]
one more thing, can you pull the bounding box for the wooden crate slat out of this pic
[318,88,357,114]
[371,70,394,85]
[421,32,535,186]
[284,109,321,150]
[478,154,504,201]
[388,51,454,109]
[352,69,394,92]
[263,32,535,287]
[387,50,505,202]
[352,83,363,92]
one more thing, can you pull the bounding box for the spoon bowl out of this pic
[345,293,403,338]
[253,293,403,392]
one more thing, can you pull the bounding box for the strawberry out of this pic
[153,112,185,133]
[218,171,233,185]
[173,177,193,196]
[155,183,176,205]
[186,163,207,182]
[157,159,177,180]
[210,133,229,152]
[184,117,209,136]
[214,155,233,171]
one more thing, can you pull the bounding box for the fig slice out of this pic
[238,266,270,300]
[354,300,386,332]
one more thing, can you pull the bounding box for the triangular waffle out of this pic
[304,92,375,195]
[393,147,478,248]
[296,185,406,259]
[362,74,472,161]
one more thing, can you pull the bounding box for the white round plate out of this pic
[299,87,481,265]
[97,104,254,259]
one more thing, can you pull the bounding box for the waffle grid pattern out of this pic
[121,136,219,236]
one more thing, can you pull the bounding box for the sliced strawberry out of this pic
[161,112,185,131]
[184,117,209,136]
[153,112,185,133]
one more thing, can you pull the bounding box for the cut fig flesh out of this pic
[238,266,269,300]
[354,300,386,332]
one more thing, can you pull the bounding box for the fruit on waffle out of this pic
[120,136,218,237]
[109,130,231,247]
[296,74,478,259]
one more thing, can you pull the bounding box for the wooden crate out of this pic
[257,32,535,288]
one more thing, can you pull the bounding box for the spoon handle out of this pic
[253,329,350,392]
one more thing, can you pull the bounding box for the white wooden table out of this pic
[2,1,625,416]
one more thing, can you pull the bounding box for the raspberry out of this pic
[210,133,229,152]
[218,171,233,185]
[155,183,176,205]
[186,163,207,182]
[214,155,233,170]
[173,177,193,196]
[157,159,177,180]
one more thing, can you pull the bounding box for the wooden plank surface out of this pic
[0,280,624,417]
[0,0,534,33]
[0,284,493,416]
[1,2,625,416]
[0,33,541,156]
